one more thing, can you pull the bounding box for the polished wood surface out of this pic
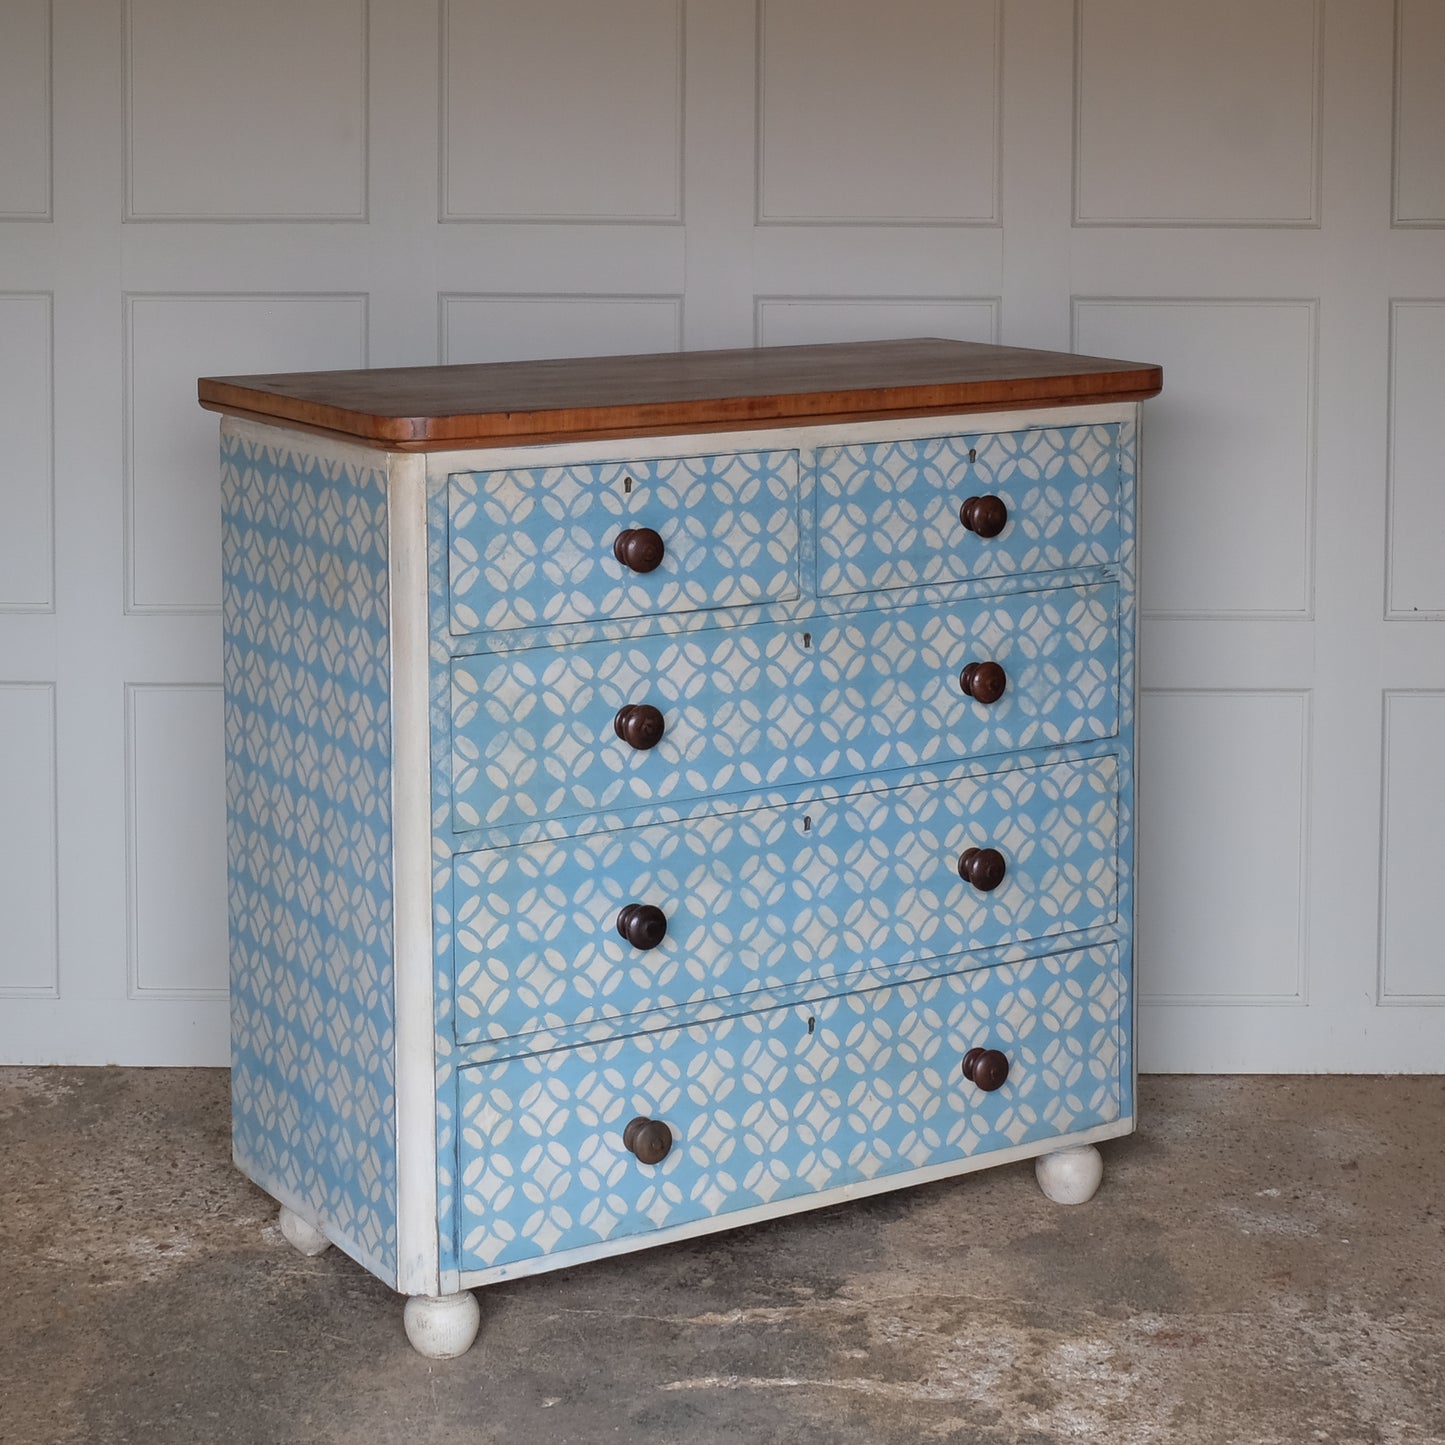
[622,1116,674,1166]
[198,338,1162,451]
[959,493,1010,538]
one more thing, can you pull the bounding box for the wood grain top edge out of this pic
[201,377,1161,453]
[198,339,1162,450]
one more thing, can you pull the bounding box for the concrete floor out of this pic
[1,1071,1440,1445]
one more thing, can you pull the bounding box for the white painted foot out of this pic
[404,1291,481,1360]
[1035,1144,1104,1205]
[278,1205,331,1257]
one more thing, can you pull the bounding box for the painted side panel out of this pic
[221,424,399,1286]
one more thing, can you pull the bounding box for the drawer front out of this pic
[451,754,1118,1045]
[450,582,1118,831]
[455,944,1124,1273]
[447,450,800,633]
[816,425,1121,596]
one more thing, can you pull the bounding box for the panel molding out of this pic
[1378,690,1445,1005]
[1392,0,1445,228]
[0,0,52,221]
[1138,687,1312,1008]
[124,683,228,1001]
[123,0,370,222]
[122,290,370,616]
[437,292,684,363]
[754,0,1002,227]
[0,681,59,998]
[753,294,1001,346]
[1072,0,1323,228]
[0,291,55,613]
[1073,295,1318,621]
[1385,298,1445,619]
[438,0,685,224]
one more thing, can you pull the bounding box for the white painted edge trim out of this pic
[388,451,442,1296]
[422,401,1142,482]
[452,1115,1134,1291]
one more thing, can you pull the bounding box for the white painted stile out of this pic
[385,448,442,1297]
[1,0,1443,1070]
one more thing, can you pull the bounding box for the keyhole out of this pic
[623,476,633,494]
[968,447,977,464]
[801,815,812,833]
[806,1015,815,1036]
[802,632,812,649]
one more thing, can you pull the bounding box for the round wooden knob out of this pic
[616,903,667,950]
[623,1115,673,1165]
[959,660,1007,704]
[613,526,665,574]
[959,494,1008,538]
[613,703,665,750]
[961,1047,1009,1092]
[957,846,1006,892]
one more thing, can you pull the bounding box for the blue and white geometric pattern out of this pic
[454,944,1123,1273]
[221,427,398,1285]
[450,755,1119,1045]
[447,450,801,634]
[449,583,1119,830]
[816,425,1121,595]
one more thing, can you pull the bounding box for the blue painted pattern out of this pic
[454,944,1124,1274]
[220,403,1138,1296]
[221,428,398,1284]
[450,754,1118,1046]
[447,450,800,634]
[816,425,1121,595]
[449,583,1119,831]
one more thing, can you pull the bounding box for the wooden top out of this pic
[198,338,1162,451]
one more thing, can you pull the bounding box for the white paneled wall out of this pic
[1,0,1441,1068]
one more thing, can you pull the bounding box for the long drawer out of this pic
[447,449,801,634]
[450,753,1118,1045]
[449,582,1119,831]
[454,943,1125,1274]
[815,424,1122,597]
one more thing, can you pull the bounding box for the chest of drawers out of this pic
[200,338,1161,1358]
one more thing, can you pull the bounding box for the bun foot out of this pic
[404,1291,481,1359]
[278,1205,331,1256]
[1035,1144,1104,1205]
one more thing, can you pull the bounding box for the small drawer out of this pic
[454,943,1125,1274]
[450,582,1119,831]
[447,450,801,634]
[816,424,1122,596]
[450,753,1119,1045]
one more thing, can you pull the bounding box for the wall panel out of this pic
[1379,692,1445,1003]
[0,684,58,997]
[126,0,367,220]
[757,0,999,224]
[1386,300,1445,616]
[442,0,683,222]
[0,294,54,611]
[1075,0,1320,226]
[1075,298,1316,618]
[1138,691,1310,1005]
[439,294,682,364]
[755,297,998,347]
[124,293,367,612]
[125,686,228,998]
[1393,0,1445,225]
[0,0,51,218]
